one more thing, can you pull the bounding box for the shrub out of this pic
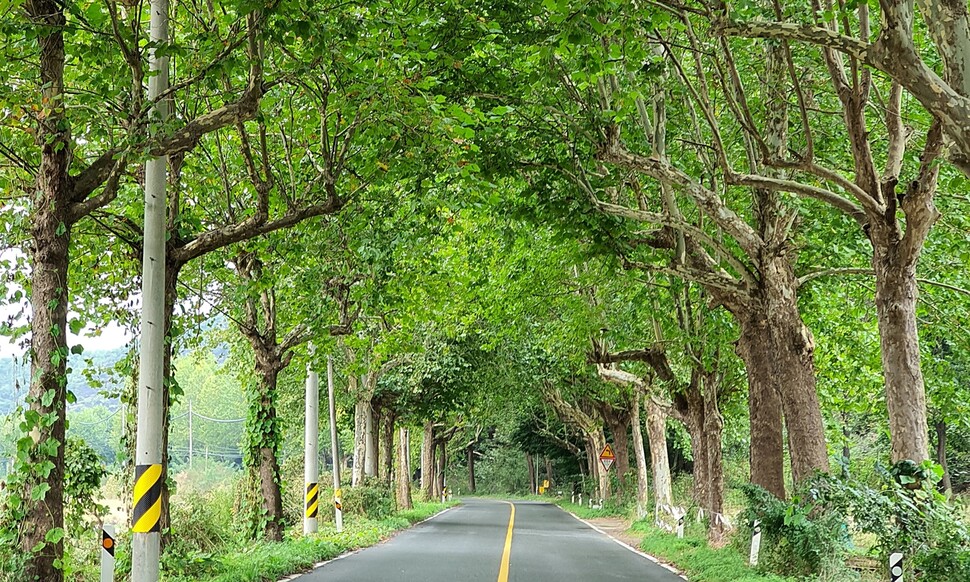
[341,477,394,520]
[739,462,970,581]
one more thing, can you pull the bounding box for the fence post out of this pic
[749,519,762,566]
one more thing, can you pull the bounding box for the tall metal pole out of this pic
[328,356,343,532]
[132,0,169,577]
[304,364,319,535]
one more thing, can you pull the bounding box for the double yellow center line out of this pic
[497,501,515,582]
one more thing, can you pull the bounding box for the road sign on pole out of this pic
[599,444,616,472]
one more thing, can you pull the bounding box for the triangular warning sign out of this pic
[599,444,616,471]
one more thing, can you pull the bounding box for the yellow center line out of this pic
[497,501,515,582]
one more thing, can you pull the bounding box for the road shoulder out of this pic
[558,509,687,580]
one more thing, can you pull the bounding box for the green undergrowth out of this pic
[161,501,456,582]
[554,499,628,519]
[631,521,793,582]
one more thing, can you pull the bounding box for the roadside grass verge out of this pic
[161,501,455,582]
[630,520,793,582]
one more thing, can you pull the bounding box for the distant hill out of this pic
[0,346,131,416]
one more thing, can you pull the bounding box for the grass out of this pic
[630,521,794,582]
[161,501,456,582]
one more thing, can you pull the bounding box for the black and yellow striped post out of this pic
[305,482,319,521]
[334,487,343,525]
[132,464,163,534]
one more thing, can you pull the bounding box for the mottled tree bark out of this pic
[395,427,413,510]
[378,410,394,486]
[421,422,436,501]
[737,316,786,500]
[631,392,650,519]
[645,398,672,512]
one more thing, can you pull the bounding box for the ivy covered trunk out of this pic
[158,259,183,542]
[395,427,413,510]
[21,2,71,577]
[250,365,285,541]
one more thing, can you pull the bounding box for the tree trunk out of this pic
[22,58,71,581]
[545,458,553,489]
[645,398,672,512]
[421,421,435,501]
[936,420,953,496]
[352,399,369,486]
[395,427,413,510]
[434,439,446,498]
[467,445,477,493]
[379,411,394,486]
[526,453,537,494]
[604,413,631,489]
[250,365,285,541]
[703,382,727,547]
[158,259,183,544]
[631,392,650,519]
[684,387,710,515]
[762,258,830,482]
[364,399,377,477]
[589,428,611,500]
[736,316,786,499]
[874,254,931,463]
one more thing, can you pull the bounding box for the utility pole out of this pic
[132,0,169,578]
[304,361,319,535]
[188,399,193,469]
[328,355,343,532]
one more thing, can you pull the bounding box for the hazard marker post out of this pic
[889,552,903,582]
[599,444,616,472]
[101,524,115,582]
[749,519,762,566]
[676,514,685,538]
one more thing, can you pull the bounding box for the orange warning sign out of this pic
[599,444,616,472]
[102,529,115,557]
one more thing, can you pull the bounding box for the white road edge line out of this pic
[277,504,461,582]
[560,508,688,581]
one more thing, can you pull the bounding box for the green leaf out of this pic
[31,482,51,502]
[44,528,65,544]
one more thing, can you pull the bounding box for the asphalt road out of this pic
[294,498,685,581]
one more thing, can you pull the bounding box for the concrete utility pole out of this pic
[328,356,343,532]
[132,0,169,578]
[188,399,193,469]
[305,363,320,535]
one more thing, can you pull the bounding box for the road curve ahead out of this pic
[294,498,684,581]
